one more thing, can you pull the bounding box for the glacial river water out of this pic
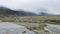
[0,22,36,34]
[44,24,60,34]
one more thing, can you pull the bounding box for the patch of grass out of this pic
[44,19,60,24]
[0,16,60,24]
[30,24,46,30]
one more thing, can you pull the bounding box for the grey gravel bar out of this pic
[0,22,36,34]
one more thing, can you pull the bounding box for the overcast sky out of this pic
[0,0,60,14]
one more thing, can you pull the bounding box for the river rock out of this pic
[0,22,35,34]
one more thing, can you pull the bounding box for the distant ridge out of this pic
[0,6,57,16]
[0,6,37,16]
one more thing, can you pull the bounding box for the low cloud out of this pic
[0,0,60,14]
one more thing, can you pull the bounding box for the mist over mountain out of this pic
[0,6,55,16]
[39,12,53,16]
[37,9,54,16]
[0,6,37,16]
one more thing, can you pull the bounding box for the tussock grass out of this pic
[0,16,60,23]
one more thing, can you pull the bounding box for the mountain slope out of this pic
[0,6,36,16]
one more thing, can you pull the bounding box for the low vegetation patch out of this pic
[45,20,60,24]
[30,24,46,30]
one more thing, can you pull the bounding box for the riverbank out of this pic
[7,22,52,34]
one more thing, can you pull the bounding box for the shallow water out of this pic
[0,23,36,34]
[44,24,60,34]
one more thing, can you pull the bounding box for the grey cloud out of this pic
[0,0,60,14]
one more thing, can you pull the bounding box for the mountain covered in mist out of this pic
[39,12,53,16]
[0,6,37,16]
[37,9,52,16]
[0,6,54,16]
